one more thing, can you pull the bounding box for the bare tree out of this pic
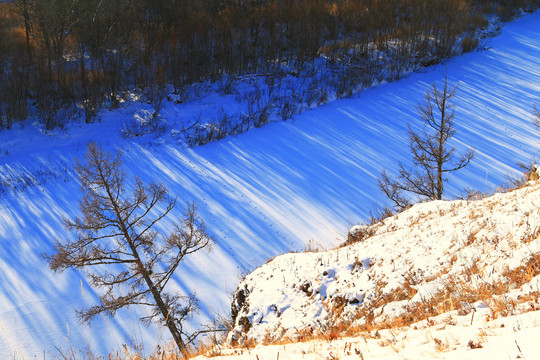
[378,73,474,210]
[45,142,213,358]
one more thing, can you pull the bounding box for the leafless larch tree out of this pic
[45,142,214,358]
[378,73,474,211]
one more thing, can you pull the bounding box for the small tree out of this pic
[46,142,213,358]
[378,73,474,210]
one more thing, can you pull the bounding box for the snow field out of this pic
[0,10,539,359]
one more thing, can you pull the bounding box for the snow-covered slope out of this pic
[226,171,540,345]
[196,309,540,359]
[0,11,539,359]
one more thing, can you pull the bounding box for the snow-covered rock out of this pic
[227,181,540,345]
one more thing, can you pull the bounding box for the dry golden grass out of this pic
[253,250,540,352]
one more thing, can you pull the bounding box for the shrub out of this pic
[120,109,167,138]
[462,36,479,53]
[346,225,374,245]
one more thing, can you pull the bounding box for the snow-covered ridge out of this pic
[227,176,540,345]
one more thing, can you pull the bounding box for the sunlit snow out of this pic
[0,10,539,359]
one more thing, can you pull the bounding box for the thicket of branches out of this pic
[0,0,537,130]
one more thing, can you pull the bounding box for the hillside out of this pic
[196,172,540,359]
[0,9,539,359]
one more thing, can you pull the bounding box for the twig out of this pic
[515,340,524,358]
[54,346,68,360]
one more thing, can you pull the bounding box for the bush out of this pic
[120,110,167,138]
[36,99,77,131]
[183,108,243,147]
[278,96,300,121]
[346,225,373,245]
[217,74,235,95]
[462,36,479,53]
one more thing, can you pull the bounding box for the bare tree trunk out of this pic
[129,240,189,358]
[437,86,446,200]
[97,160,189,358]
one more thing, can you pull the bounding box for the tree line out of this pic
[0,0,536,130]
